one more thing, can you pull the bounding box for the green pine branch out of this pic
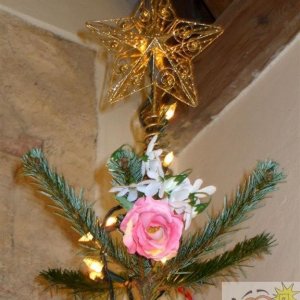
[21,149,142,274]
[40,268,112,298]
[172,160,284,267]
[107,145,142,186]
[40,268,108,292]
[23,150,285,298]
[22,149,111,248]
[167,232,275,288]
[112,240,152,277]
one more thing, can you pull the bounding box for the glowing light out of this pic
[86,0,223,106]
[161,257,168,264]
[78,232,93,242]
[165,103,177,120]
[89,271,104,281]
[105,216,118,227]
[83,258,104,273]
[163,152,174,167]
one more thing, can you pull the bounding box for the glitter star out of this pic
[86,0,223,107]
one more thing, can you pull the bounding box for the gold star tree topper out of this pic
[86,0,223,107]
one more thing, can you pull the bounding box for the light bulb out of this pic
[78,232,93,242]
[89,271,104,281]
[84,258,104,281]
[83,258,104,273]
[165,103,177,120]
[163,152,174,167]
[105,216,117,227]
[161,257,168,264]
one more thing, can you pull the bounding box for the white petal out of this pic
[109,186,123,193]
[147,170,160,180]
[147,135,158,153]
[141,162,146,176]
[184,214,192,230]
[157,164,164,177]
[198,185,216,196]
[164,178,177,192]
[158,185,165,198]
[144,182,161,196]
[128,189,138,202]
[117,189,129,197]
[169,201,186,209]
[174,207,185,214]
[136,186,146,194]
[137,180,160,196]
[171,189,190,202]
[137,179,154,186]
[154,149,163,157]
[193,179,203,191]
[148,153,155,160]
[150,159,162,171]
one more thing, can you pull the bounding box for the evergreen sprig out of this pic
[107,145,142,186]
[22,149,100,238]
[22,149,137,272]
[40,268,110,296]
[172,160,284,268]
[167,232,275,288]
[23,150,284,299]
[22,149,114,250]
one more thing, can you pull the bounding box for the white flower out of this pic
[110,179,163,201]
[167,178,216,230]
[167,178,191,203]
[136,179,161,197]
[191,179,217,198]
[158,177,178,198]
[168,178,216,202]
[169,201,193,230]
[110,184,139,202]
[141,135,164,180]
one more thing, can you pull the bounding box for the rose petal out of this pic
[120,197,184,261]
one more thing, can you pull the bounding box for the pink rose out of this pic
[120,197,184,261]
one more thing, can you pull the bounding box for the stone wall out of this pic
[0,11,97,299]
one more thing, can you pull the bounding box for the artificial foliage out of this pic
[22,146,284,299]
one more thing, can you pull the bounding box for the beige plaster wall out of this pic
[0,11,97,299]
[176,35,300,299]
[0,0,132,44]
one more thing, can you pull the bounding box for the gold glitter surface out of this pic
[86,0,223,107]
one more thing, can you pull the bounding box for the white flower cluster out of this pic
[110,135,216,229]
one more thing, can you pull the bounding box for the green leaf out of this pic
[194,201,210,214]
[173,170,192,184]
[116,196,133,211]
